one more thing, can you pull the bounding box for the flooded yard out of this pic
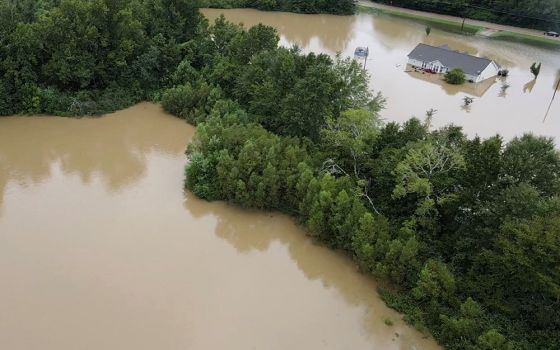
[202,8,560,142]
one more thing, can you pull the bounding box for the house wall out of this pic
[408,58,424,67]
[407,58,449,73]
[465,73,478,82]
[476,61,500,82]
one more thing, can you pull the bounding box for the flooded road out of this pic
[0,104,441,350]
[202,8,560,142]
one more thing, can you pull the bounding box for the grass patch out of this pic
[358,5,482,34]
[384,317,394,326]
[489,31,560,49]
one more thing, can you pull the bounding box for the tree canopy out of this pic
[0,0,204,116]
[371,0,560,31]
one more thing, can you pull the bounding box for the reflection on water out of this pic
[0,105,440,350]
[406,66,497,97]
[0,103,191,206]
[523,79,537,93]
[184,194,441,350]
[201,8,355,53]
[202,8,560,142]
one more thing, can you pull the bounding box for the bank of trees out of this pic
[0,0,204,116]
[205,0,356,15]
[371,0,560,31]
[162,14,560,350]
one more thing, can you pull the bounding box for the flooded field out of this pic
[202,8,560,142]
[0,104,441,350]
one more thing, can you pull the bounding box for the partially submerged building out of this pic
[407,43,500,83]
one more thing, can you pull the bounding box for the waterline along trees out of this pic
[205,0,356,15]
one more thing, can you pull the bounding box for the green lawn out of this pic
[357,5,482,34]
[489,31,560,49]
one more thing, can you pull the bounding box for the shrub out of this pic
[445,68,466,85]
[161,81,222,124]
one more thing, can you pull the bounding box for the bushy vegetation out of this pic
[370,0,560,31]
[0,0,204,116]
[162,14,560,350]
[2,2,559,350]
[444,68,466,84]
[205,0,356,15]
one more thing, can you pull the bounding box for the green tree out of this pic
[530,62,542,79]
[444,68,466,85]
[501,134,560,196]
[473,329,512,350]
[321,108,380,177]
[413,259,457,306]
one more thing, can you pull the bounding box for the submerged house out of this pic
[407,43,500,83]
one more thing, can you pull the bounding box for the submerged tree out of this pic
[530,62,542,79]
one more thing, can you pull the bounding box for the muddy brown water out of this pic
[0,103,441,350]
[202,8,560,143]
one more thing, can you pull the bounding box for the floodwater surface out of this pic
[202,8,560,142]
[0,104,441,350]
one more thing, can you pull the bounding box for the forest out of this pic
[1,1,559,350]
[0,0,204,116]
[371,0,560,31]
[205,0,356,15]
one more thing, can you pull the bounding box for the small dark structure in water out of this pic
[498,69,509,77]
[354,46,370,69]
[354,46,369,58]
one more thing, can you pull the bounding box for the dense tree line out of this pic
[161,14,560,350]
[371,0,560,31]
[2,2,559,349]
[0,0,204,116]
[205,0,356,15]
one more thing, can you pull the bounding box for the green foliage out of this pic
[161,81,222,124]
[474,329,513,350]
[530,62,542,79]
[444,68,466,85]
[371,0,560,31]
[0,0,204,116]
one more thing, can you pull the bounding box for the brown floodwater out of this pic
[202,8,560,143]
[0,104,441,350]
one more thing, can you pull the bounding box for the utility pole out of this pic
[364,47,369,70]
[543,76,560,122]
[461,6,467,32]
